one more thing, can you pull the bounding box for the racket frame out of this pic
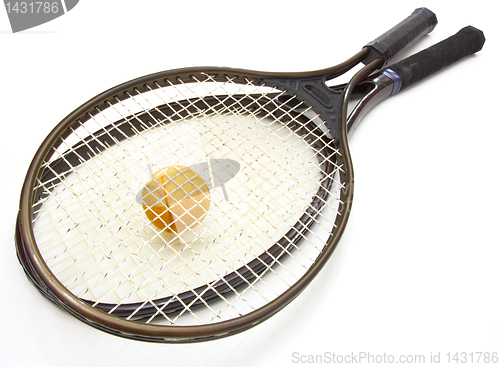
[17,50,384,342]
[17,8,447,342]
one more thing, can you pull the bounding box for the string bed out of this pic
[26,73,345,326]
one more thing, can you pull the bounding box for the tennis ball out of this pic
[141,166,210,233]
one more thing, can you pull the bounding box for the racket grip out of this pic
[386,26,485,93]
[363,7,437,66]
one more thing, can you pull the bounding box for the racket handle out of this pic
[386,26,485,93]
[363,7,437,66]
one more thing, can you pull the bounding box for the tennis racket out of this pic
[15,8,485,342]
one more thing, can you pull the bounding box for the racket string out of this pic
[36,138,320,308]
[109,84,310,298]
[40,135,324,314]
[30,74,344,324]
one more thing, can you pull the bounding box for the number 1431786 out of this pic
[5,2,60,14]
[446,352,498,364]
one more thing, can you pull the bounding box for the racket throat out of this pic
[346,72,396,137]
[265,77,344,140]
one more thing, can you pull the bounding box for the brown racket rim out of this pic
[16,56,375,342]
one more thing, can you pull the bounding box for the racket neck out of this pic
[346,71,397,137]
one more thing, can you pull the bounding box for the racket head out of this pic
[16,66,354,342]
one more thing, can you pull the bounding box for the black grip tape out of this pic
[387,26,485,92]
[363,8,437,66]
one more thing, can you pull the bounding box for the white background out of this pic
[1,1,498,366]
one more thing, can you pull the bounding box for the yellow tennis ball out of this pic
[141,165,210,233]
